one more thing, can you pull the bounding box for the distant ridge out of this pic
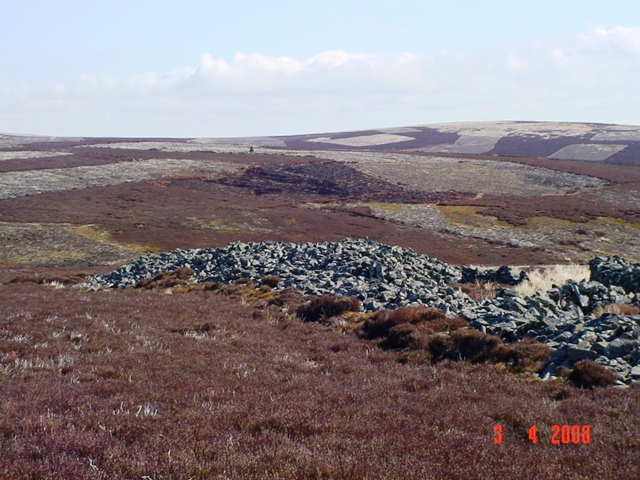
[4,121,640,165]
[213,121,640,165]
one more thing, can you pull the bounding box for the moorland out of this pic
[1,121,639,479]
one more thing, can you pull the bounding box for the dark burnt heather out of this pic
[214,161,472,203]
[1,280,640,479]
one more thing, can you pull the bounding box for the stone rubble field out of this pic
[0,158,240,199]
[82,238,640,387]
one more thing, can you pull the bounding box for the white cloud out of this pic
[590,26,640,53]
[2,26,640,137]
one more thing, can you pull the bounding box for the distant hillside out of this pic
[218,121,640,165]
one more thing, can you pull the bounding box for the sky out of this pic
[1,0,640,137]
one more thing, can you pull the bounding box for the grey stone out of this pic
[605,339,639,358]
[566,345,598,361]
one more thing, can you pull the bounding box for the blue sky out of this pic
[1,0,640,137]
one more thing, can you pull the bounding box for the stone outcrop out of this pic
[81,240,640,386]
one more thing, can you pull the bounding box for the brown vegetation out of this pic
[0,177,563,266]
[568,360,619,389]
[594,302,640,317]
[1,281,639,479]
[361,305,467,340]
[1,129,640,477]
[133,267,195,289]
[261,275,282,288]
[359,306,555,376]
[295,295,361,323]
[451,183,640,227]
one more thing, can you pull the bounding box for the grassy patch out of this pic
[7,250,89,264]
[594,216,640,230]
[434,205,495,228]
[70,224,112,242]
[367,202,406,212]
[515,264,589,296]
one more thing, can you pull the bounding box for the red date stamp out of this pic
[494,425,591,444]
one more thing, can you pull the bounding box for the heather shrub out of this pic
[426,333,455,359]
[295,295,361,323]
[361,309,395,338]
[134,267,194,289]
[361,306,465,339]
[457,281,499,301]
[266,288,305,317]
[504,338,555,373]
[427,329,517,365]
[233,277,254,285]
[568,359,618,389]
[450,329,504,363]
[261,275,282,288]
[382,323,430,350]
[551,387,573,401]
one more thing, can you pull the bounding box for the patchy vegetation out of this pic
[1,124,640,477]
[358,306,554,375]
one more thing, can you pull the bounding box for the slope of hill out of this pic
[253,121,640,165]
[1,121,639,267]
[1,122,640,479]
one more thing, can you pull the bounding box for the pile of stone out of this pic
[83,238,464,312]
[589,255,640,294]
[461,265,528,286]
[81,240,640,386]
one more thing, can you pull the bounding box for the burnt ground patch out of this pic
[489,134,592,159]
[280,127,460,151]
[212,161,473,203]
[606,141,640,166]
[0,146,313,173]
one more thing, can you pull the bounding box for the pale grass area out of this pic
[0,158,240,199]
[515,264,590,296]
[305,133,415,147]
[549,143,627,161]
[0,151,72,161]
[424,121,622,140]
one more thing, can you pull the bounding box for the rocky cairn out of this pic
[82,238,640,386]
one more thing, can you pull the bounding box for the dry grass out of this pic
[458,280,499,301]
[593,302,640,317]
[516,264,590,296]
